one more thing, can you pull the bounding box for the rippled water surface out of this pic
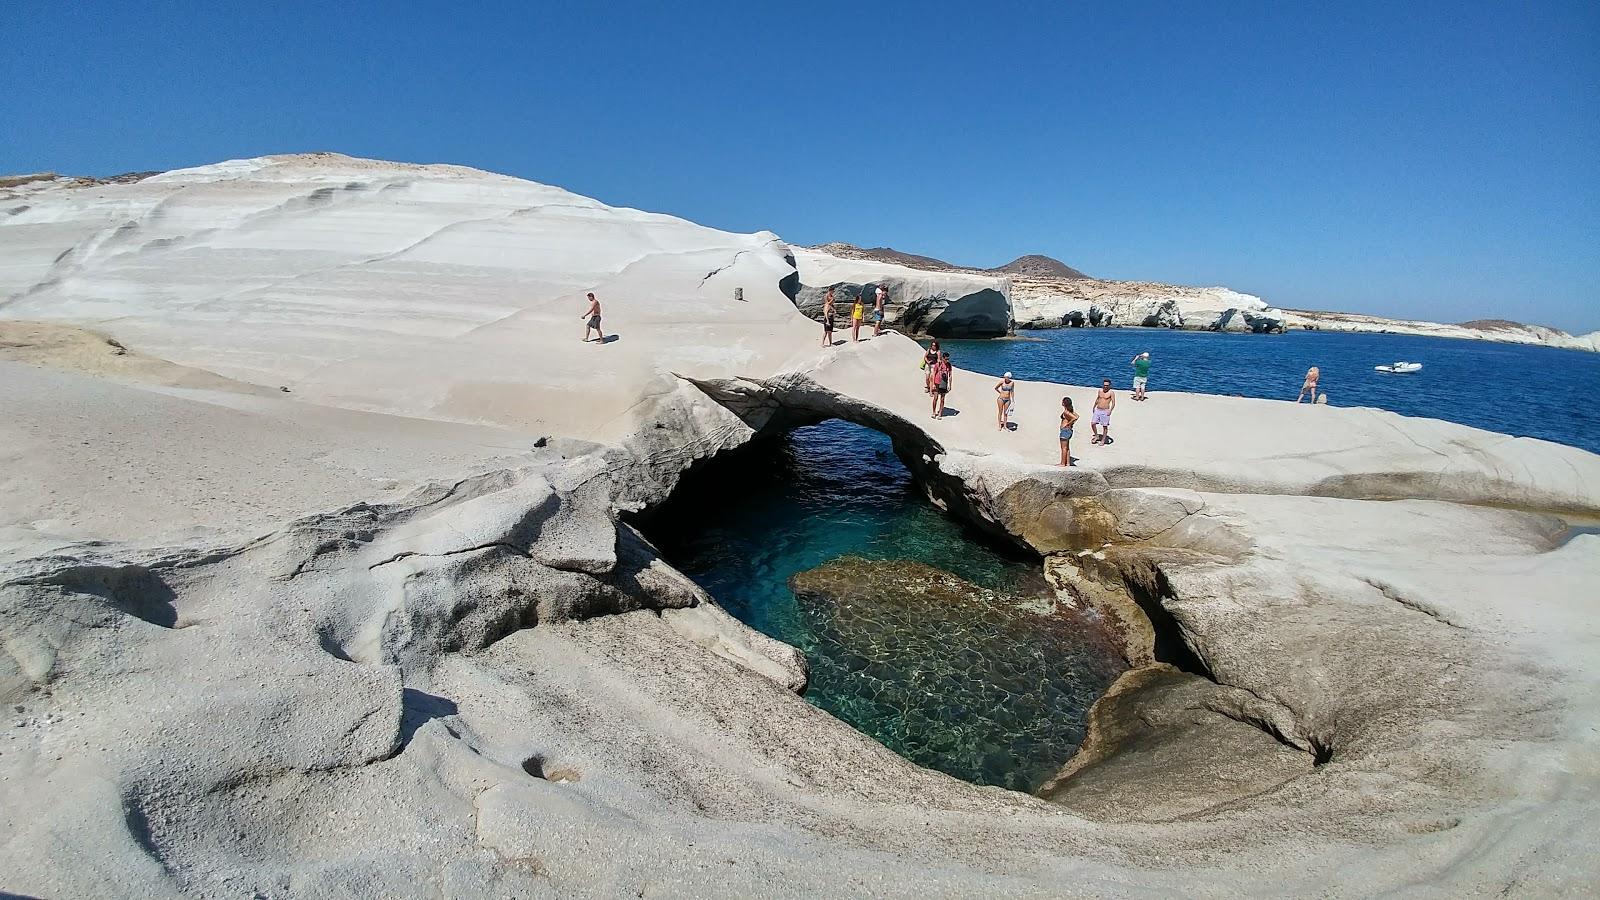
[642,421,1125,791]
[939,329,1600,453]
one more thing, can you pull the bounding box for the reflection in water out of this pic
[642,420,1126,791]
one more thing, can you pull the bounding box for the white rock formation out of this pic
[0,153,807,436]
[2,154,1599,897]
[1281,309,1600,352]
[1011,279,1275,330]
[788,247,1012,337]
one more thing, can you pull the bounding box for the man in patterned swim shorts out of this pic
[1091,377,1116,444]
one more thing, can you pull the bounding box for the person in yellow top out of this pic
[850,293,865,342]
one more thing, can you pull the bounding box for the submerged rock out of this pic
[788,556,1125,792]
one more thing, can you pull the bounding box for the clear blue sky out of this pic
[4,1,1596,331]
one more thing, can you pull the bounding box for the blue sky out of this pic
[3,1,1596,331]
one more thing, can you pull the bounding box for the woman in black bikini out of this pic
[821,287,836,347]
[1059,396,1078,466]
[995,372,1015,430]
[922,339,941,393]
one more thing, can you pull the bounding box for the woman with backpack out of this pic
[930,352,953,419]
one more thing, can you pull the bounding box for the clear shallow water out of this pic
[642,421,1125,792]
[937,329,1600,454]
[642,329,1598,793]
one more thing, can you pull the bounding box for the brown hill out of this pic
[990,254,1089,280]
[810,243,1089,279]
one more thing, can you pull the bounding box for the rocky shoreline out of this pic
[795,243,1600,350]
[3,154,1599,896]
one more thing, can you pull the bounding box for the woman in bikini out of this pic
[1059,396,1079,466]
[850,293,865,342]
[821,288,836,347]
[995,372,1016,431]
[922,339,941,392]
[1296,365,1320,403]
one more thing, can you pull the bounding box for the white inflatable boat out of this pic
[1374,361,1423,374]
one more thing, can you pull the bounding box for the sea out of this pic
[641,329,1600,793]
[942,328,1600,454]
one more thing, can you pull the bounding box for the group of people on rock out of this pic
[792,287,1327,469]
[914,342,1149,467]
[820,285,888,346]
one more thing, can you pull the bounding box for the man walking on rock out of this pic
[1091,377,1116,444]
[873,284,888,336]
[581,292,605,343]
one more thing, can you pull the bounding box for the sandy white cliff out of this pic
[2,154,1599,897]
[787,247,1011,337]
[1011,278,1280,331]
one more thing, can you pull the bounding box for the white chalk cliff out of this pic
[2,154,1599,897]
[788,246,1012,337]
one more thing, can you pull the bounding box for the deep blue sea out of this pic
[939,329,1600,454]
[643,329,1600,793]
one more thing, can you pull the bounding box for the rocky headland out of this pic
[1281,309,1600,352]
[799,243,1600,350]
[3,154,1599,897]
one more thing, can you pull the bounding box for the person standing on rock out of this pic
[921,340,941,392]
[1059,396,1079,465]
[930,352,953,419]
[873,284,888,336]
[1297,366,1320,403]
[1131,352,1151,400]
[850,293,865,342]
[821,288,837,347]
[581,292,605,343]
[1090,378,1115,444]
[995,372,1016,430]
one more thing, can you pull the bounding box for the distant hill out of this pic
[990,254,1089,280]
[809,242,1089,279]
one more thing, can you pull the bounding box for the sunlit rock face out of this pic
[0,153,808,435]
[788,248,1012,338]
[789,556,1125,792]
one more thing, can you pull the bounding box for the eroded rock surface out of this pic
[789,247,1012,337]
[3,154,1599,897]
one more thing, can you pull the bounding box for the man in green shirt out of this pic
[1131,352,1151,401]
